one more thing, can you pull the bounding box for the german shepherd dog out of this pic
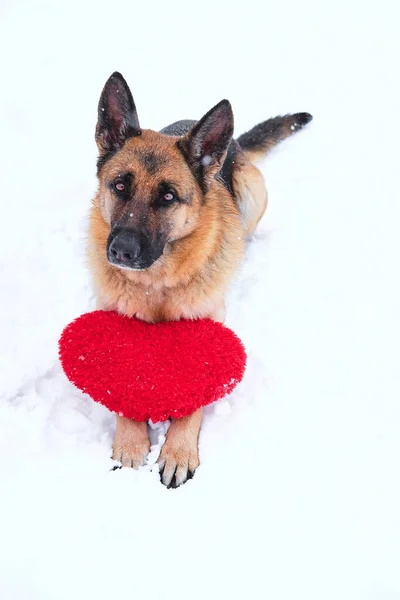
[88,72,312,488]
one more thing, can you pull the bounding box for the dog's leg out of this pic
[232,154,268,238]
[112,415,150,468]
[157,408,202,488]
[95,298,151,469]
[157,305,225,488]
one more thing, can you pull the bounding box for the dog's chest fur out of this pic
[98,274,225,323]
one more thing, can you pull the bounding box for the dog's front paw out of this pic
[112,416,150,469]
[112,439,150,468]
[157,440,200,488]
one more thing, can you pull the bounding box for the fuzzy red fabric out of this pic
[58,311,246,422]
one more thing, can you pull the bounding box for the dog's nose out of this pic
[108,230,141,264]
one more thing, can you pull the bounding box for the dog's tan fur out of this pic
[88,131,265,324]
[88,73,310,486]
[89,134,266,484]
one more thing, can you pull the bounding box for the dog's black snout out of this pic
[107,227,165,271]
[108,230,141,265]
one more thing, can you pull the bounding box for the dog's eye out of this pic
[155,185,178,208]
[111,174,132,199]
[115,181,125,193]
[163,191,175,202]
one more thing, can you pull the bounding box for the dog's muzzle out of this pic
[107,228,164,271]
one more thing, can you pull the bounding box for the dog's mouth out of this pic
[107,257,159,272]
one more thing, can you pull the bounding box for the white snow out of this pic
[0,1,399,600]
[201,154,213,166]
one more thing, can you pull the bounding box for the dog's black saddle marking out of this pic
[161,120,196,138]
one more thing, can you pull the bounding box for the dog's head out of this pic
[95,72,234,271]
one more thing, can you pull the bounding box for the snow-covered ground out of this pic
[0,1,399,598]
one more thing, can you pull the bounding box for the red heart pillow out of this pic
[58,311,246,422]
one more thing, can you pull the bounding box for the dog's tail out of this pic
[237,112,313,162]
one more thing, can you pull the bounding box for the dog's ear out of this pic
[178,100,234,189]
[96,72,141,158]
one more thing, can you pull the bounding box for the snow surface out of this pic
[0,1,399,599]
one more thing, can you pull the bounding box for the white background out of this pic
[0,1,399,598]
